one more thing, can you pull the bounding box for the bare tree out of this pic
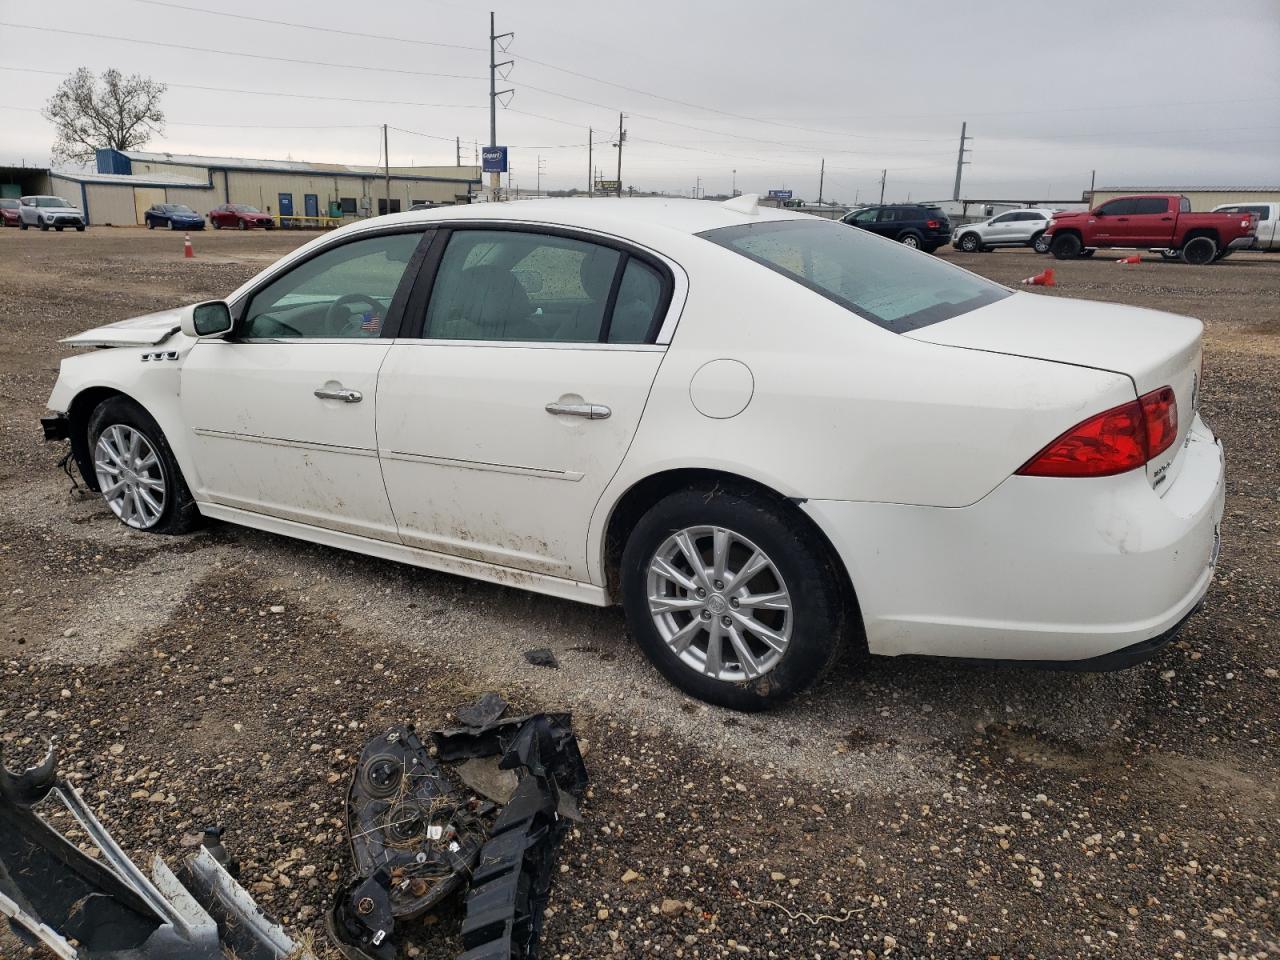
[42,68,166,165]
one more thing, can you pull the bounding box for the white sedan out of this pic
[41,196,1225,710]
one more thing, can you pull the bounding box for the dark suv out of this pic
[841,204,951,253]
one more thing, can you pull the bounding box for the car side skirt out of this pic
[198,502,609,606]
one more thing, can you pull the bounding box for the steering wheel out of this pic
[324,293,383,336]
[249,315,305,338]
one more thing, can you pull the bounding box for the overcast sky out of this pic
[2,0,1278,202]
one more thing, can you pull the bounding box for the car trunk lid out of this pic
[906,291,1203,491]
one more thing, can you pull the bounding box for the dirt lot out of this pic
[0,226,1276,960]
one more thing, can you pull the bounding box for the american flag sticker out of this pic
[360,311,382,334]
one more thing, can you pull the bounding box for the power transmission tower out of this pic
[613,113,626,198]
[818,157,825,206]
[383,123,390,214]
[488,11,514,200]
[537,155,546,196]
[879,169,887,203]
[587,128,593,195]
[952,121,971,201]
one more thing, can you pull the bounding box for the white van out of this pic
[1212,202,1279,251]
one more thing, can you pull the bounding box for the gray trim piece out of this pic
[381,449,584,481]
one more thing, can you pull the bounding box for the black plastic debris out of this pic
[523,648,560,669]
[0,742,308,960]
[327,703,588,960]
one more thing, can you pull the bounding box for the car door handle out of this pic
[1161,216,1173,221]
[545,401,611,420]
[314,386,363,403]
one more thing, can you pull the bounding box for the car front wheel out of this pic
[39,218,49,231]
[958,232,981,252]
[87,397,200,534]
[1032,232,1050,254]
[621,486,848,710]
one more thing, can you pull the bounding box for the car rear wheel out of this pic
[75,225,85,232]
[1050,233,1081,259]
[898,232,922,249]
[87,397,200,535]
[621,486,847,710]
[20,221,28,230]
[1181,236,1217,265]
[1032,231,1050,254]
[238,219,248,230]
[958,232,981,252]
[39,218,49,232]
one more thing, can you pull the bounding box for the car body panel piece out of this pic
[62,309,185,347]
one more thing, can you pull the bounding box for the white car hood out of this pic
[62,308,184,347]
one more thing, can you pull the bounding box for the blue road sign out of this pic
[767,189,793,200]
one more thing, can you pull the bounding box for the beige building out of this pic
[1085,185,1280,211]
[53,148,481,226]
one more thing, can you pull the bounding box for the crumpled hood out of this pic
[62,307,186,347]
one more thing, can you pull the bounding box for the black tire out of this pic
[75,225,85,232]
[86,396,201,535]
[39,218,49,232]
[1050,233,1081,259]
[147,220,155,229]
[620,485,848,711]
[213,220,222,230]
[238,219,247,230]
[958,232,982,253]
[20,221,28,230]
[897,231,923,249]
[1181,235,1217,265]
[1031,231,1050,254]
[1079,249,1095,258]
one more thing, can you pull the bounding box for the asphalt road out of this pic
[0,226,1276,959]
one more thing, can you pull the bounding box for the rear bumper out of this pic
[1228,236,1257,250]
[802,414,1225,663]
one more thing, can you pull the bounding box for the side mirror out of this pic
[1091,209,1104,217]
[180,300,234,339]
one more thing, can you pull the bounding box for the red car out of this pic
[1045,194,1257,264]
[0,198,20,227]
[209,203,275,230]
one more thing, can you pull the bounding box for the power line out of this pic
[0,22,486,81]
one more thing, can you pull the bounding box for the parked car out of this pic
[841,203,951,252]
[18,196,86,232]
[145,203,205,231]
[209,204,275,230]
[1211,201,1278,252]
[952,209,1054,253]
[0,198,20,227]
[1045,195,1257,264]
[41,197,1224,710]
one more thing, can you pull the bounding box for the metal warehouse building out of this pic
[1086,185,1280,211]
[47,149,481,226]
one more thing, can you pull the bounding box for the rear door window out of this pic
[700,219,1008,334]
[1133,197,1171,215]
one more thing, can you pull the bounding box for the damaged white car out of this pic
[42,197,1225,709]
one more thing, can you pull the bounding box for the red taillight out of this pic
[926,219,941,228]
[1016,386,1178,478]
[1140,385,1178,459]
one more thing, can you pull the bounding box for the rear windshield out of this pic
[699,219,1009,333]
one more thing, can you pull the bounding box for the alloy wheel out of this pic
[646,525,793,682]
[93,424,167,529]
[901,235,920,248]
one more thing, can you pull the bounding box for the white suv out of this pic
[952,209,1053,253]
[19,195,86,232]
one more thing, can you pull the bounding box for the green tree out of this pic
[43,68,166,165]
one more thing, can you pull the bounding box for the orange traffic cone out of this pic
[1020,267,1055,287]
[1117,253,1141,264]
[183,233,194,258]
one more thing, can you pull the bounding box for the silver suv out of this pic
[19,196,86,232]
[951,208,1052,253]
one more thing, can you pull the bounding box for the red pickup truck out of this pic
[1044,194,1257,264]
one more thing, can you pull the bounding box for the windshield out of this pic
[699,219,1009,333]
[231,205,261,213]
[166,205,196,214]
[0,199,17,209]
[35,197,73,208]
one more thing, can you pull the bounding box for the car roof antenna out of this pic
[720,193,760,216]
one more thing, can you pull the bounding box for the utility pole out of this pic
[1089,168,1096,203]
[818,157,825,206]
[587,128,593,195]
[694,176,701,199]
[732,168,737,196]
[537,155,545,196]
[489,11,514,200]
[383,123,390,214]
[879,169,887,204]
[456,136,461,166]
[614,112,626,198]
[952,121,971,202]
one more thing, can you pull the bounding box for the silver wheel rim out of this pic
[646,525,793,682]
[93,424,166,530]
[903,235,919,248]
[962,236,977,251]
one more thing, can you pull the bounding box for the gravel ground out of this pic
[0,228,1276,960]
